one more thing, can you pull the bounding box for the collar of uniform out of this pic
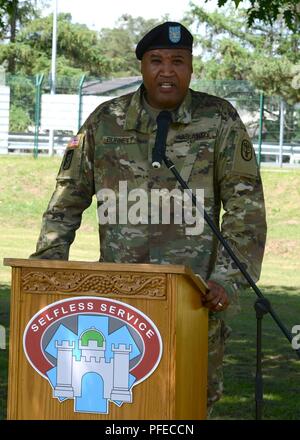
[175,89,192,125]
[124,85,155,133]
[124,85,192,133]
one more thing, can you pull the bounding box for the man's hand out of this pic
[203,280,230,312]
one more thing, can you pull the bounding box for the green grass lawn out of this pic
[0,156,300,420]
[213,286,300,420]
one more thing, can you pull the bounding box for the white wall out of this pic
[41,94,114,132]
[0,86,10,154]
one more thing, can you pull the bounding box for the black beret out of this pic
[136,21,193,60]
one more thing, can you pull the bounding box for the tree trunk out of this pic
[8,0,18,74]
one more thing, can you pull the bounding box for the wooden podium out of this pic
[4,258,208,420]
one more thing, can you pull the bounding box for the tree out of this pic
[99,14,161,76]
[5,74,35,131]
[0,11,165,133]
[0,13,113,78]
[187,4,300,104]
[204,0,300,31]
[9,103,32,131]
[187,4,300,144]
[0,0,46,73]
[0,10,116,132]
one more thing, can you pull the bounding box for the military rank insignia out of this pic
[169,25,181,43]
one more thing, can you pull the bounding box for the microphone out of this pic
[152,111,173,168]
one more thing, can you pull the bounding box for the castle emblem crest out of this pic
[23,297,163,414]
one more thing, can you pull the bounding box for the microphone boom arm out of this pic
[163,153,300,357]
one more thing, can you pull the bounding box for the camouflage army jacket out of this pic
[31,85,267,298]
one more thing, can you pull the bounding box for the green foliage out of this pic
[0,3,298,133]
[205,38,252,80]
[0,0,38,39]
[187,4,300,103]
[1,13,113,77]
[99,27,139,76]
[9,103,32,131]
[99,14,161,76]
[249,56,298,104]
[6,73,34,108]
[205,0,300,31]
[3,10,163,76]
[0,12,162,78]
[6,74,35,130]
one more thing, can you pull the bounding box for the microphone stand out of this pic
[162,153,300,420]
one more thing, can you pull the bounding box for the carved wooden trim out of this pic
[21,269,166,299]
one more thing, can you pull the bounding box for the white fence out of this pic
[0,82,299,165]
[253,144,300,164]
[2,134,300,164]
[2,133,68,156]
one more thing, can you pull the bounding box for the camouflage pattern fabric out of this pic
[30,84,267,407]
[207,316,232,415]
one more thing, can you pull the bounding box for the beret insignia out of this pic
[169,26,181,43]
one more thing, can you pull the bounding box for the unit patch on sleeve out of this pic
[62,149,74,170]
[232,136,257,178]
[57,133,85,179]
[241,139,253,161]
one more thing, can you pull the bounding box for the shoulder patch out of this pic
[67,134,84,149]
[57,132,86,180]
[232,136,257,178]
[62,149,74,170]
[241,139,253,161]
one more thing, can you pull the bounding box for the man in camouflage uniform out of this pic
[30,22,267,414]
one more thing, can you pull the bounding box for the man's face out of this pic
[141,48,193,110]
